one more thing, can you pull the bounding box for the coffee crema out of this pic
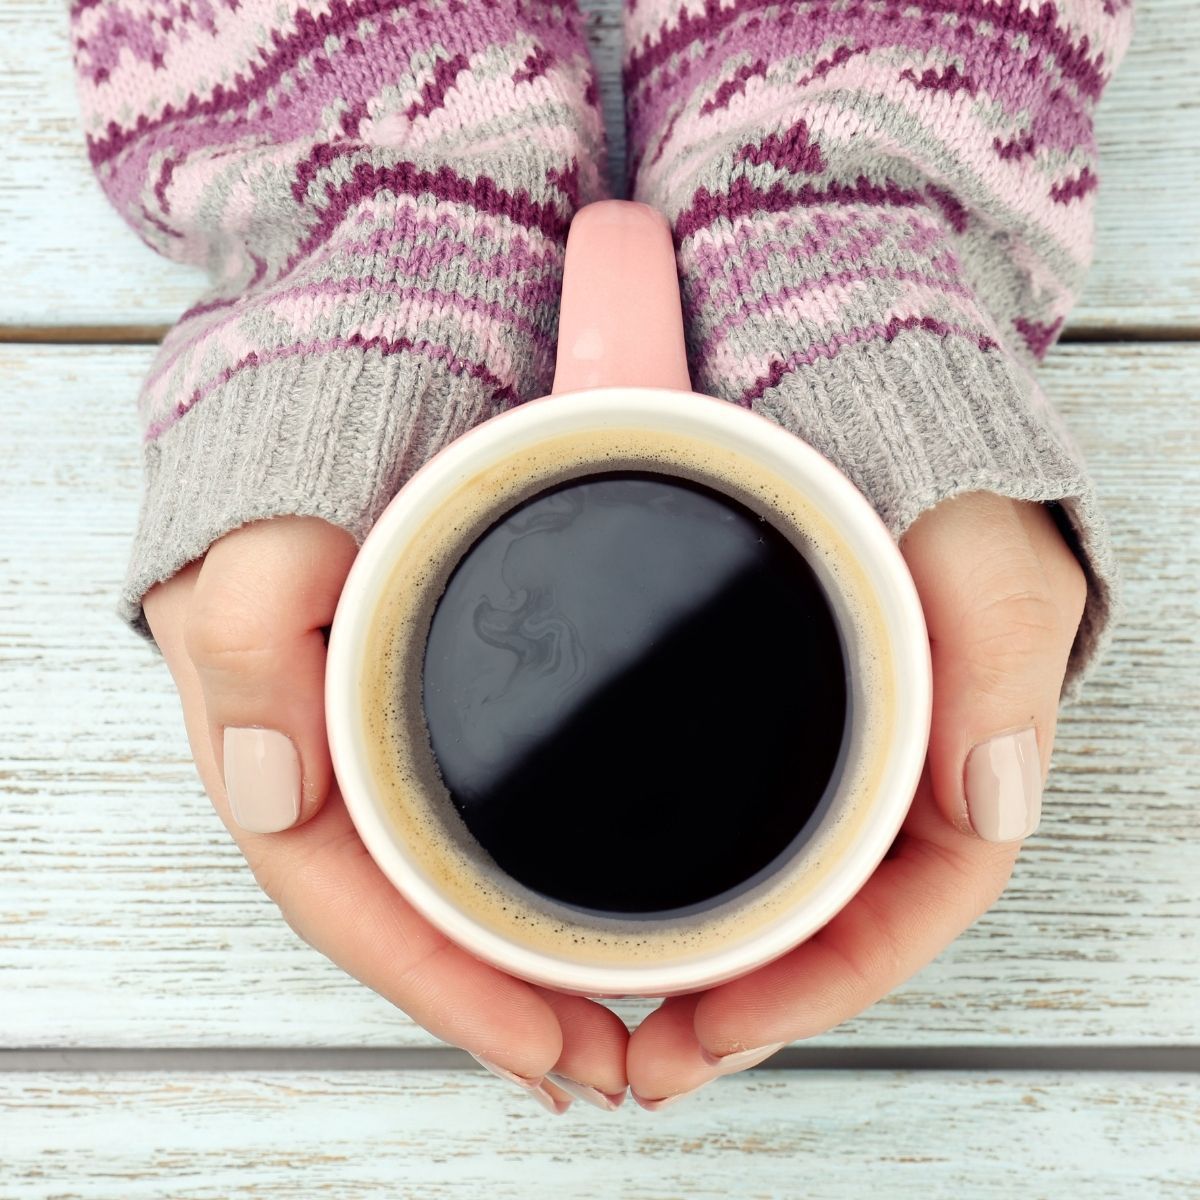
[422,471,847,915]
[361,424,894,967]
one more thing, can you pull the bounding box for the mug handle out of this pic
[551,200,693,395]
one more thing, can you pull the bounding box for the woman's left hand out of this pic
[625,490,1089,1109]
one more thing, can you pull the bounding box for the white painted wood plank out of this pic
[1,0,1194,329]
[0,342,1196,1048]
[1,1071,1197,1198]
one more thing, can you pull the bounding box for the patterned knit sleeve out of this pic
[70,0,606,643]
[622,0,1134,702]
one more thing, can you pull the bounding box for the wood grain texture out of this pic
[1,0,1195,330]
[2,1071,1197,1199]
[1,342,1196,1049]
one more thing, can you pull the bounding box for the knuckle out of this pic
[184,590,281,670]
[966,586,1064,667]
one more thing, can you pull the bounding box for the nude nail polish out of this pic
[469,1053,570,1114]
[965,726,1042,842]
[632,1081,711,1112]
[223,727,301,833]
[547,1073,625,1111]
[700,1041,787,1072]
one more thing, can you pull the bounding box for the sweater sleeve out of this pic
[622,0,1135,703]
[70,0,606,644]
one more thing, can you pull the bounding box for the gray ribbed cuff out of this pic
[120,348,506,645]
[749,332,1120,705]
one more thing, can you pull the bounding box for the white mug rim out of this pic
[325,384,932,997]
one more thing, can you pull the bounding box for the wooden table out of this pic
[1,2,1196,1194]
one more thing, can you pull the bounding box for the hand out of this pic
[143,516,630,1114]
[625,491,1089,1109]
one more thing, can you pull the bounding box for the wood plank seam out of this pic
[2,1047,1199,1073]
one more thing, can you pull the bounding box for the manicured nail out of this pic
[223,727,301,833]
[700,1041,788,1072]
[632,1081,712,1112]
[547,1073,626,1111]
[965,726,1042,842]
[469,1054,570,1115]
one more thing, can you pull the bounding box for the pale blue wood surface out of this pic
[2,1071,1198,1198]
[0,0,1197,1194]
[1,342,1196,1051]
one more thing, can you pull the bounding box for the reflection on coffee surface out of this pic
[421,472,847,915]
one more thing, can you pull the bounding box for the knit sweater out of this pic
[71,0,1133,701]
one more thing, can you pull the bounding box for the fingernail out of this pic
[632,1081,711,1112]
[699,1041,787,1072]
[547,1073,626,1111]
[223,727,301,833]
[469,1054,570,1115]
[965,726,1042,842]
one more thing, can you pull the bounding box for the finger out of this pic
[627,492,1087,1102]
[624,994,717,1110]
[183,515,358,833]
[629,770,1018,1102]
[147,574,585,1111]
[258,799,574,1114]
[899,491,1087,842]
[531,986,631,1110]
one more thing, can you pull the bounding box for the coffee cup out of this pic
[326,200,931,999]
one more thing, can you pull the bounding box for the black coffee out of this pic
[421,472,847,915]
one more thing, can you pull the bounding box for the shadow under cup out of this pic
[331,388,928,998]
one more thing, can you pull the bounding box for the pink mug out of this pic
[326,200,931,999]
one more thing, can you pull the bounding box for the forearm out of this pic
[625,1,1133,368]
[621,0,1134,699]
[71,0,606,641]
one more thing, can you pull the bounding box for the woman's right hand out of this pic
[142,514,630,1114]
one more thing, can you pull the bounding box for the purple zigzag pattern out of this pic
[72,0,603,450]
[1050,166,1099,203]
[620,0,1130,411]
[406,52,471,119]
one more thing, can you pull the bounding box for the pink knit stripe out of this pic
[688,265,976,360]
[680,212,955,307]
[674,176,929,241]
[651,77,1097,267]
[624,0,1110,101]
[150,266,558,395]
[142,302,533,434]
[1013,315,1066,360]
[642,57,1092,214]
[282,160,572,277]
[736,316,1000,406]
[144,333,522,443]
[80,0,589,167]
[406,51,473,120]
[680,207,949,270]
[698,57,768,116]
[89,47,589,230]
[633,26,1099,175]
[626,7,1100,165]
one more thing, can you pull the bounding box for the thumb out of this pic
[900,492,1088,844]
[183,515,359,834]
